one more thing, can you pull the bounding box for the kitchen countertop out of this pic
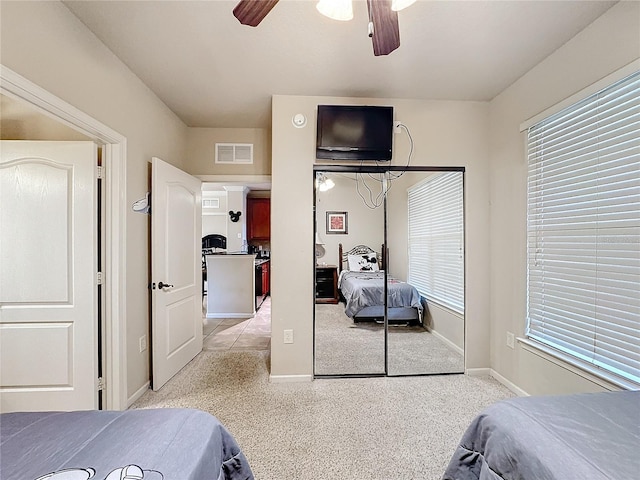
[203,252,268,266]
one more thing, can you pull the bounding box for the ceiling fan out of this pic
[233,0,413,56]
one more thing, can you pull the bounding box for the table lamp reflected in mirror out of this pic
[315,232,326,265]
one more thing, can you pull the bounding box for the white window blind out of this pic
[408,172,464,313]
[527,71,640,385]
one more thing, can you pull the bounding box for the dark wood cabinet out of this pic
[262,265,268,296]
[315,265,338,304]
[247,198,270,241]
[255,260,270,297]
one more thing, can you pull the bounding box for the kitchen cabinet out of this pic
[255,259,270,309]
[205,254,255,318]
[247,198,270,241]
[255,260,270,296]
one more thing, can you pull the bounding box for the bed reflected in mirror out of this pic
[314,171,385,375]
[313,168,465,377]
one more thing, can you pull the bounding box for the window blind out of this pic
[408,172,464,313]
[527,71,640,385]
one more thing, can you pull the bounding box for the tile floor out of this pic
[202,297,271,351]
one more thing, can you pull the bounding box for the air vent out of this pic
[202,198,220,209]
[215,143,253,164]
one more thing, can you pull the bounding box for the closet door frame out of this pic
[312,165,465,379]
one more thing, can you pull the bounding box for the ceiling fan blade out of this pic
[233,0,280,27]
[367,0,400,56]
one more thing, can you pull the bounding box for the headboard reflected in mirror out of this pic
[338,243,385,274]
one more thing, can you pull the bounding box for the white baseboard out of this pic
[431,329,464,356]
[269,374,313,383]
[489,369,529,397]
[127,381,150,408]
[465,368,491,377]
[464,368,529,397]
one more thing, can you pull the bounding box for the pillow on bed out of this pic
[348,253,379,272]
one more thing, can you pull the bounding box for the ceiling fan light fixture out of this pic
[316,0,353,21]
[320,177,335,191]
[391,0,416,11]
[316,173,335,192]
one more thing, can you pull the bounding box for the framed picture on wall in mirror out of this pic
[326,211,348,234]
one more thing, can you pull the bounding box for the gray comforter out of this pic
[0,408,254,480]
[442,390,640,480]
[338,271,423,318]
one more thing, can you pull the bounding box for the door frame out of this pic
[1,65,128,410]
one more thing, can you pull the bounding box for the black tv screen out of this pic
[316,105,393,161]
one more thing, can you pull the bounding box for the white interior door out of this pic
[152,157,202,390]
[0,141,97,412]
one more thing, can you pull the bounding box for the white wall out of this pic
[202,214,227,238]
[315,173,384,268]
[488,1,640,395]
[0,1,189,403]
[0,94,91,141]
[225,187,248,252]
[186,127,271,176]
[271,96,489,378]
[202,191,228,238]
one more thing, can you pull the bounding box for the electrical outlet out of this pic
[284,329,294,344]
[139,335,147,353]
[394,121,402,134]
[506,332,515,349]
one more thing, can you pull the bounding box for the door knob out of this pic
[158,281,174,289]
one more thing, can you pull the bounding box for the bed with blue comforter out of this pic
[338,270,423,323]
[442,390,639,480]
[0,408,254,480]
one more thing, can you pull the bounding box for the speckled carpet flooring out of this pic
[132,350,514,480]
[315,303,465,376]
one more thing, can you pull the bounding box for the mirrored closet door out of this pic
[313,167,465,378]
[314,170,386,376]
[385,170,465,375]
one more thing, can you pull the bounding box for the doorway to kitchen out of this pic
[200,180,271,353]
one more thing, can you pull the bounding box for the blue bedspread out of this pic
[338,270,423,318]
[0,408,254,480]
[442,390,640,480]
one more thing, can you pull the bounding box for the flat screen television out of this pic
[316,105,393,161]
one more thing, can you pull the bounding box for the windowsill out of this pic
[517,337,639,391]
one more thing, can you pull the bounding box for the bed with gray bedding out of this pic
[339,270,423,323]
[0,408,254,480]
[337,244,424,324]
[442,390,640,480]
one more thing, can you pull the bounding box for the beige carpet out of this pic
[315,303,464,376]
[132,350,514,480]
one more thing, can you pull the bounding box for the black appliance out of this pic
[316,105,394,161]
[202,234,226,251]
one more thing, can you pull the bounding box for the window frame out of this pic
[524,69,640,388]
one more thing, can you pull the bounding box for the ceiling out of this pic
[63,0,616,129]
